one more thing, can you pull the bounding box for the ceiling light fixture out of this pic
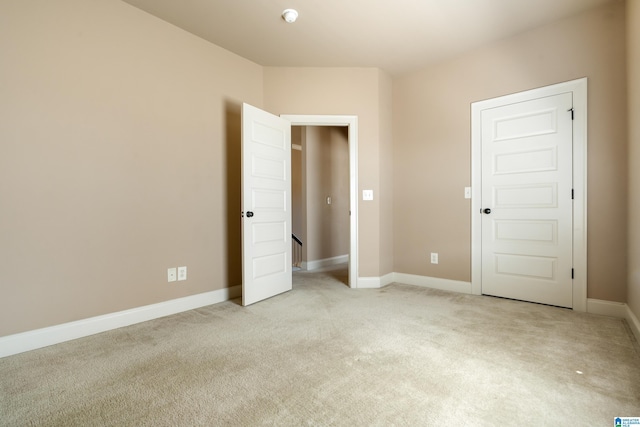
[282,9,298,23]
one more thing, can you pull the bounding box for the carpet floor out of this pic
[1,264,639,426]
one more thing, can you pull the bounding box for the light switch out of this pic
[363,190,374,201]
[327,196,332,205]
[168,268,177,282]
[465,187,471,199]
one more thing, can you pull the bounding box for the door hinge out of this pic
[568,108,574,120]
[571,189,574,200]
[571,268,574,279]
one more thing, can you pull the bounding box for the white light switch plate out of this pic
[168,268,177,282]
[465,187,471,199]
[363,190,374,201]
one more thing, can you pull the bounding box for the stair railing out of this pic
[292,234,303,268]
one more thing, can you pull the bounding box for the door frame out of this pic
[470,78,587,311]
[281,114,358,289]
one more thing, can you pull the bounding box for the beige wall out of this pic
[393,1,628,301]
[303,127,350,263]
[628,0,640,318]
[2,0,631,342]
[263,68,394,277]
[378,71,395,276]
[0,0,263,336]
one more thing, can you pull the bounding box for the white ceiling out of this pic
[122,0,616,76]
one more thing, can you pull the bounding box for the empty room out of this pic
[1,0,639,425]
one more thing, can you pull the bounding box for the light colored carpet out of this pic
[1,264,639,426]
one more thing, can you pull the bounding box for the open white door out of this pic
[242,103,292,306]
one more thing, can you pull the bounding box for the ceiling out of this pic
[122,0,615,76]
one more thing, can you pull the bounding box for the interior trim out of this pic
[357,277,384,289]
[587,298,640,343]
[4,280,637,358]
[357,273,395,289]
[586,298,627,318]
[280,114,359,289]
[393,273,472,294]
[0,286,241,358]
[303,255,349,271]
[625,304,640,343]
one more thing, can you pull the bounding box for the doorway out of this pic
[291,126,350,286]
[240,107,358,305]
[282,115,359,289]
[471,78,587,311]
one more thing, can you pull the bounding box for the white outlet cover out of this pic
[168,268,177,282]
[363,190,374,201]
[178,266,187,281]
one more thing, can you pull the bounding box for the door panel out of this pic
[494,220,557,244]
[494,147,557,174]
[494,183,557,208]
[242,103,292,306]
[481,93,573,308]
[493,108,557,141]
[494,254,556,280]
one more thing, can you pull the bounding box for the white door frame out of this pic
[471,78,587,311]
[281,115,358,289]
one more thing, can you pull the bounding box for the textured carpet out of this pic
[1,264,639,426]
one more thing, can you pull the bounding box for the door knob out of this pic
[246,211,254,218]
[483,208,491,214]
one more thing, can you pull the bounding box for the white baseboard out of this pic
[304,254,349,271]
[393,273,472,294]
[625,304,640,344]
[0,285,241,358]
[357,277,382,289]
[587,298,640,343]
[586,298,627,317]
[7,283,639,359]
[380,272,395,288]
[358,273,393,289]
[358,273,471,292]
[357,272,394,289]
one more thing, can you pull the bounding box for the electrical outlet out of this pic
[363,190,374,201]
[430,253,439,264]
[168,267,177,282]
[178,266,187,281]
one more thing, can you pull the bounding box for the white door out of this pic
[480,93,573,308]
[241,103,292,306]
